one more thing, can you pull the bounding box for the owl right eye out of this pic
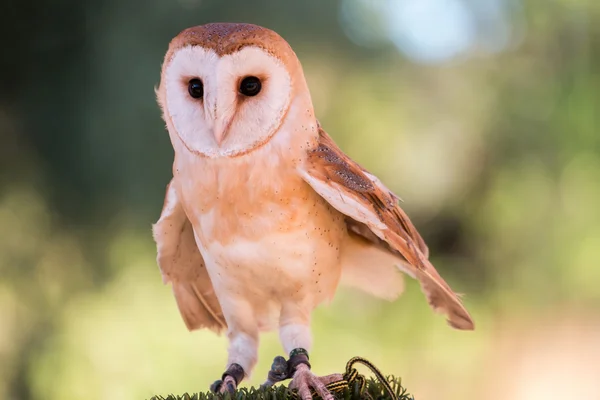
[188,79,204,99]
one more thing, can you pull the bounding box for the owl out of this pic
[153,23,474,400]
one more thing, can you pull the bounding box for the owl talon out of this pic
[210,363,244,394]
[210,375,237,394]
[209,379,223,393]
[224,377,237,394]
[271,355,289,377]
[289,364,342,400]
[261,355,290,388]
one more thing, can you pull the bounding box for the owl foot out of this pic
[289,363,342,400]
[261,348,342,400]
[210,363,245,394]
[261,355,290,388]
[261,347,310,388]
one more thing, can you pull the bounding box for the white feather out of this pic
[164,46,292,158]
[297,170,388,231]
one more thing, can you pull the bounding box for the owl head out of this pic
[156,23,313,158]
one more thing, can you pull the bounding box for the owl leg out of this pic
[266,305,341,400]
[210,302,259,394]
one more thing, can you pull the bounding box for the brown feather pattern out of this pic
[304,124,474,330]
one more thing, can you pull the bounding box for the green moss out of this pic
[150,376,413,400]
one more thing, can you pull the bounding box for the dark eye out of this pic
[188,79,203,99]
[239,76,261,97]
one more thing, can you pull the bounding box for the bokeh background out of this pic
[1,0,599,399]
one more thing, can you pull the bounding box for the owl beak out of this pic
[213,117,233,146]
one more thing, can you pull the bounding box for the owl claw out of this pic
[223,376,237,394]
[289,364,342,400]
[210,375,237,394]
[209,379,223,393]
[210,363,244,394]
[261,355,290,388]
[271,355,289,377]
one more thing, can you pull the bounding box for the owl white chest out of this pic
[174,143,346,329]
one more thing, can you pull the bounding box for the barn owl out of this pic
[153,23,474,400]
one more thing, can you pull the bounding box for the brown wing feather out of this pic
[301,124,474,330]
[153,180,227,333]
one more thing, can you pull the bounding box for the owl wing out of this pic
[152,180,227,333]
[298,124,474,330]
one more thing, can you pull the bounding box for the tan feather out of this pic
[152,180,227,333]
[340,231,405,301]
[300,124,474,330]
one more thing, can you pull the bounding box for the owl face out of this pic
[159,24,304,158]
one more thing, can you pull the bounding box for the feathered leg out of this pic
[262,303,341,400]
[210,300,259,394]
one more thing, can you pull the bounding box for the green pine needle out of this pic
[150,376,413,400]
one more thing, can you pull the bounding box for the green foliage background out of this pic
[1,1,599,399]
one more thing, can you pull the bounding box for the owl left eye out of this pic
[188,78,204,99]
[239,76,262,97]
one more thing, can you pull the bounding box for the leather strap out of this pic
[288,348,311,374]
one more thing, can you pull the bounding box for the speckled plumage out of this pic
[153,22,473,397]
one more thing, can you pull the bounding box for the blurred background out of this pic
[1,0,599,399]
